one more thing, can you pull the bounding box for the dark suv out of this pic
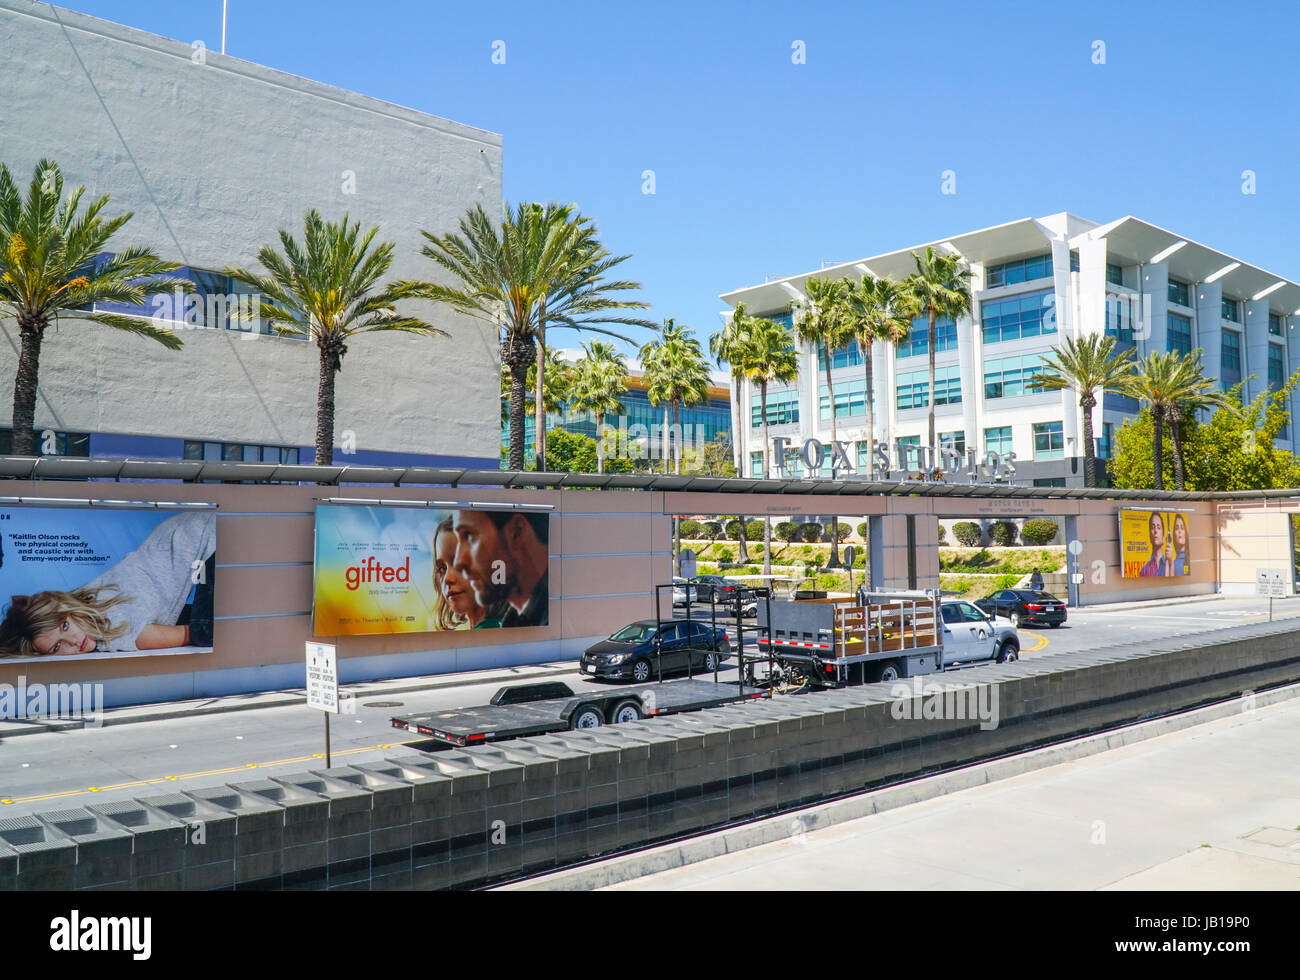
[975,589,1067,628]
[580,620,731,682]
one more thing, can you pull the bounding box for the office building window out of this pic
[1221,297,1240,322]
[1033,477,1067,487]
[984,426,1013,457]
[940,430,966,458]
[751,452,764,478]
[758,310,795,330]
[895,435,922,470]
[183,441,300,464]
[1270,313,1284,336]
[0,428,90,456]
[981,289,1057,345]
[1105,295,1134,344]
[984,353,1047,399]
[1269,344,1285,390]
[896,365,961,410]
[1106,263,1124,286]
[1069,251,1080,272]
[1033,421,1065,460]
[1221,330,1242,393]
[815,338,864,370]
[1167,278,1190,307]
[751,391,800,428]
[1097,421,1115,460]
[780,449,804,479]
[985,254,1052,288]
[1167,312,1192,355]
[896,317,957,358]
[856,440,875,472]
[818,378,875,421]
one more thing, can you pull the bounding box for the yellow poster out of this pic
[1119,510,1191,578]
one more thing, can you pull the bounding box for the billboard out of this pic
[0,507,217,660]
[313,504,550,636]
[1119,510,1191,578]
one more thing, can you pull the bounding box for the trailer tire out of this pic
[570,704,605,730]
[610,699,643,724]
[872,660,903,683]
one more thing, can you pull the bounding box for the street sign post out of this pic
[306,641,339,767]
[1255,568,1286,621]
[680,548,697,580]
[843,545,857,593]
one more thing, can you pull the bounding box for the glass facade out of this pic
[1105,295,1135,344]
[1168,278,1191,307]
[1033,477,1067,487]
[896,317,957,358]
[816,338,864,370]
[1271,346,1289,439]
[981,290,1056,345]
[985,254,1053,288]
[1106,263,1124,286]
[1167,312,1192,355]
[1097,421,1114,460]
[896,365,961,409]
[984,353,1047,400]
[183,440,300,463]
[940,430,966,457]
[751,390,800,428]
[818,379,875,421]
[1221,298,1240,322]
[1220,330,1242,393]
[984,426,1013,456]
[1033,421,1065,460]
[1270,313,1284,336]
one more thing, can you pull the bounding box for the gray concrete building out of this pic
[0,0,502,468]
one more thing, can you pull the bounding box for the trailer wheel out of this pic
[570,704,604,730]
[610,699,644,724]
[872,660,902,683]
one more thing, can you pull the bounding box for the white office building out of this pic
[720,212,1300,486]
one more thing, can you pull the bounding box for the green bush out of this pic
[988,521,1017,547]
[835,523,852,543]
[745,520,764,540]
[856,521,870,540]
[715,547,734,564]
[953,521,983,547]
[702,521,723,540]
[678,519,700,538]
[752,543,765,556]
[744,565,760,575]
[1020,518,1059,546]
[799,522,823,543]
[937,524,947,544]
[776,521,801,543]
[725,519,743,541]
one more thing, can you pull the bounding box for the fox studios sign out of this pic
[770,436,1019,484]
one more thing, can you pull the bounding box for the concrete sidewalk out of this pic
[561,690,1300,891]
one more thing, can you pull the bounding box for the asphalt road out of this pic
[1,594,1296,821]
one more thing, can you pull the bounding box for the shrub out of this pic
[937,524,947,544]
[988,520,1017,547]
[856,521,870,540]
[725,519,743,541]
[816,572,842,592]
[752,543,765,556]
[799,522,823,543]
[678,519,700,539]
[714,547,734,564]
[952,521,983,547]
[744,565,760,575]
[745,520,764,540]
[1020,518,1059,546]
[776,521,801,543]
[702,521,723,541]
[835,523,852,542]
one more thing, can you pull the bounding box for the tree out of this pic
[0,159,187,456]
[225,210,442,466]
[1027,333,1137,487]
[901,247,972,450]
[794,276,855,565]
[739,313,798,575]
[420,202,652,471]
[710,304,755,480]
[640,319,709,475]
[567,339,627,473]
[846,274,912,468]
[536,427,634,474]
[682,436,737,478]
[1119,350,1218,490]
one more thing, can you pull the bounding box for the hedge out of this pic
[745,520,765,540]
[701,521,723,540]
[776,521,802,543]
[856,521,870,540]
[988,520,1017,547]
[835,523,852,542]
[798,522,824,543]
[937,523,947,544]
[678,519,701,539]
[952,521,983,547]
[1020,518,1059,546]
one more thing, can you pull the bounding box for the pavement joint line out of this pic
[497,680,1300,891]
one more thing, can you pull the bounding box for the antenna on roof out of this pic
[221,1,228,54]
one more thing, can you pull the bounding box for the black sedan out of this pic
[975,589,1068,628]
[580,620,731,683]
[688,575,744,604]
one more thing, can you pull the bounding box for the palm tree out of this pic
[568,340,628,474]
[420,202,652,471]
[1121,350,1214,491]
[1166,351,1224,491]
[0,159,187,456]
[794,276,854,565]
[741,314,799,575]
[902,247,972,450]
[845,274,912,473]
[1027,334,1137,487]
[224,210,441,466]
[640,319,709,475]
[710,303,755,479]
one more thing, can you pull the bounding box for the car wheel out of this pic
[1013,612,1026,628]
[997,642,1020,664]
[610,699,643,724]
[570,704,604,730]
[631,659,652,683]
[871,660,902,683]
[1050,622,1062,629]
[703,652,719,672]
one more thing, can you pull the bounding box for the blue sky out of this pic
[61,0,1300,358]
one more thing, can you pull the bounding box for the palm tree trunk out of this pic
[734,369,746,479]
[1152,404,1165,490]
[534,313,546,472]
[737,515,749,563]
[927,307,937,450]
[1170,413,1187,491]
[1080,393,1096,488]
[10,315,44,458]
[596,409,605,474]
[673,399,682,475]
[823,343,841,567]
[663,403,670,476]
[504,333,534,471]
[761,380,772,577]
[316,341,341,467]
[862,339,874,478]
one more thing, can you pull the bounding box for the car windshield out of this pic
[609,623,657,642]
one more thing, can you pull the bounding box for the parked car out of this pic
[940,598,1021,664]
[580,620,731,682]
[975,589,1067,629]
[671,577,699,607]
[688,574,743,604]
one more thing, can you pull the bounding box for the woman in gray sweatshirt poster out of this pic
[0,511,217,658]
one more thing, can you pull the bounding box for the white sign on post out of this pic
[679,548,697,580]
[306,642,339,713]
[1255,568,1286,599]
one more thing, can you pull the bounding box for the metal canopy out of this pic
[1,454,1299,503]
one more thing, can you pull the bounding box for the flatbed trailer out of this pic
[392,677,769,746]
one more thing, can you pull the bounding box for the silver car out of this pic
[938,599,1020,665]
